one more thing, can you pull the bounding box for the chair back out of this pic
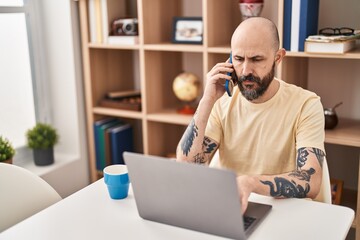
[0,163,62,232]
[313,157,332,204]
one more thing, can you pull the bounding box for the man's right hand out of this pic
[236,175,257,214]
[203,61,234,102]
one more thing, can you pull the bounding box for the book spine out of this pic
[110,125,133,165]
[290,0,300,52]
[101,0,109,44]
[283,0,292,51]
[88,0,96,43]
[99,121,121,170]
[93,118,115,170]
[298,0,319,51]
[105,127,112,167]
[93,123,101,171]
[94,0,103,43]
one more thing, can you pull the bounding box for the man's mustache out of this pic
[238,74,261,84]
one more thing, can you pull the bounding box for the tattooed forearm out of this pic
[261,177,310,198]
[310,148,325,168]
[261,147,324,199]
[289,168,315,181]
[203,136,217,154]
[181,119,198,156]
[194,153,207,164]
[192,137,218,164]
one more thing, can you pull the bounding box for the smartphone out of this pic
[225,52,235,97]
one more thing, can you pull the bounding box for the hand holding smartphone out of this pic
[225,52,235,97]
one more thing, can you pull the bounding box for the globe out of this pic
[172,72,201,114]
[173,72,200,102]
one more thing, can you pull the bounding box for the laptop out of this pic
[123,152,272,240]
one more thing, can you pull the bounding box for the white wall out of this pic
[37,1,90,197]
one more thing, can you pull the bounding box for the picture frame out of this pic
[172,17,203,44]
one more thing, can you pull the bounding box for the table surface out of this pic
[0,179,355,240]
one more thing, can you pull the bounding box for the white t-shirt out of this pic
[205,79,325,175]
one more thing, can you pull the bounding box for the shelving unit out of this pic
[78,0,360,238]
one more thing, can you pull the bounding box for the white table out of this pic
[0,179,354,240]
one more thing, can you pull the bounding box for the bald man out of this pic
[176,17,325,213]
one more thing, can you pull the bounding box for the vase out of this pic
[239,0,264,20]
[33,148,54,166]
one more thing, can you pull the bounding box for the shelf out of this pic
[207,46,231,53]
[144,43,204,52]
[15,153,79,177]
[88,43,140,50]
[147,109,193,126]
[93,107,143,119]
[325,118,360,147]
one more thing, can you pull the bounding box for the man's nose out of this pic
[241,61,253,76]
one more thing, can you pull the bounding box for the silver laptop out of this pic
[123,152,272,240]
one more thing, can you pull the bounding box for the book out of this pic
[94,118,116,170]
[93,118,121,170]
[100,98,142,111]
[109,123,133,165]
[282,0,292,51]
[290,0,319,52]
[99,120,123,170]
[298,0,319,51]
[290,0,300,52]
[106,90,141,99]
[101,0,126,44]
[306,32,360,43]
[305,39,356,54]
[94,0,103,43]
[107,36,139,45]
[88,0,97,43]
[105,122,124,167]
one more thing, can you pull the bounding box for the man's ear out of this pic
[275,48,286,64]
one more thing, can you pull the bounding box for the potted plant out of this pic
[0,135,15,164]
[26,123,59,166]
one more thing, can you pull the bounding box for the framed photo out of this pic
[172,17,203,44]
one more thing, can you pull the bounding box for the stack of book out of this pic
[305,32,360,54]
[93,118,134,171]
[100,90,141,111]
[283,0,320,52]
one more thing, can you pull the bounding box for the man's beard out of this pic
[236,62,275,101]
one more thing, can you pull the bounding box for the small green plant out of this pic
[0,135,15,162]
[26,123,59,149]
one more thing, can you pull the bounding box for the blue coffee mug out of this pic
[104,165,130,199]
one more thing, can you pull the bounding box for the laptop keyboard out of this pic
[243,216,256,231]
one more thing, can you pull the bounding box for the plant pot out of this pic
[33,148,54,166]
[1,158,13,164]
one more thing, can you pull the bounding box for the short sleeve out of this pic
[205,100,223,144]
[296,96,325,153]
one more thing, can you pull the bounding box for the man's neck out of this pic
[250,78,280,104]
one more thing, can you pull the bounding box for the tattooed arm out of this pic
[237,147,325,213]
[175,102,220,165]
[176,61,233,164]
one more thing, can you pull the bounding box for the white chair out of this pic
[313,157,332,204]
[0,163,62,232]
[209,151,332,204]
